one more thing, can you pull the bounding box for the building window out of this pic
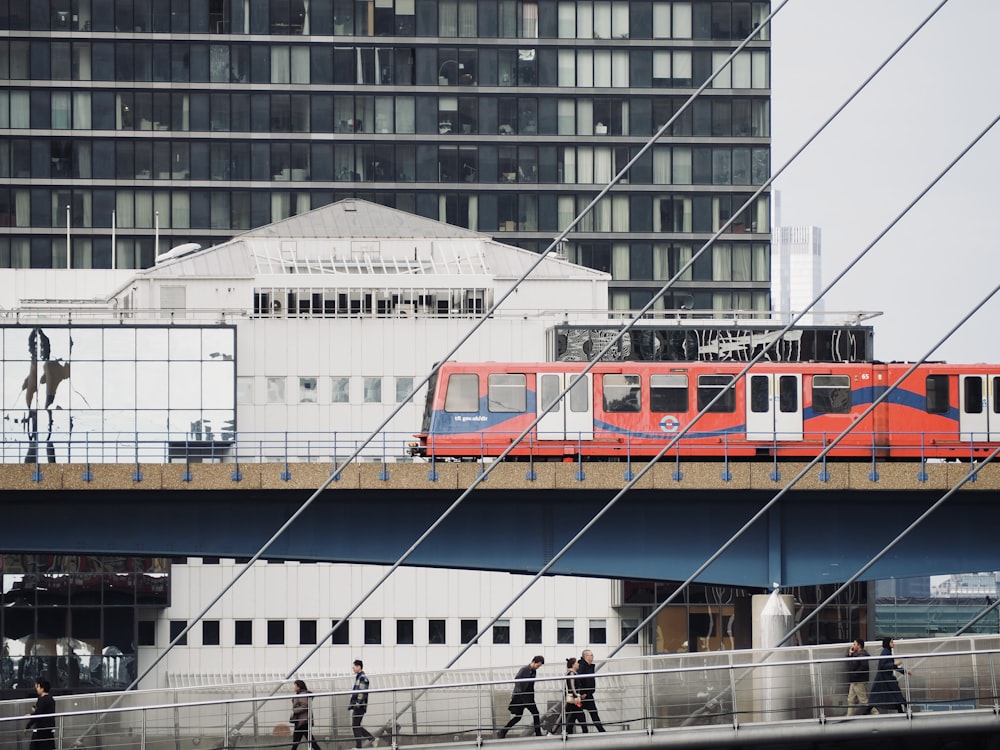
[267,376,286,403]
[138,621,156,647]
[268,620,285,645]
[169,620,188,646]
[299,376,318,403]
[364,619,382,644]
[460,619,477,644]
[235,620,253,645]
[620,618,639,645]
[395,376,414,403]
[525,619,542,644]
[203,620,221,646]
[363,376,382,403]
[588,619,607,645]
[428,619,446,644]
[332,376,350,403]
[331,620,350,645]
[557,619,574,644]
[397,619,414,645]
[493,619,510,645]
[300,620,318,645]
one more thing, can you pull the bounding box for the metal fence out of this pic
[2,636,999,749]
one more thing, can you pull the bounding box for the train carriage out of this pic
[411,361,1000,461]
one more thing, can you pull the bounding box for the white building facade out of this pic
[1,201,650,692]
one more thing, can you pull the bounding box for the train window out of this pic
[697,374,736,412]
[488,373,526,412]
[925,375,949,414]
[569,376,590,412]
[651,374,688,412]
[444,373,479,412]
[812,375,851,414]
[778,376,798,413]
[995,378,1000,414]
[964,377,983,414]
[749,375,769,413]
[603,374,641,412]
[540,374,562,413]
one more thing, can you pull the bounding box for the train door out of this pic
[745,373,803,441]
[536,372,593,441]
[958,374,999,441]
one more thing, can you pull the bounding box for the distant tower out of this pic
[772,225,823,325]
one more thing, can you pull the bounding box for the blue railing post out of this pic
[721,433,732,481]
[82,433,93,482]
[869,432,880,482]
[525,434,536,481]
[624,434,634,481]
[917,432,928,482]
[575,436,585,481]
[769,433,781,482]
[231,432,243,482]
[427,439,438,482]
[281,431,292,481]
[132,431,143,482]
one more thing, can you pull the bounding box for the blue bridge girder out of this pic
[0,461,997,587]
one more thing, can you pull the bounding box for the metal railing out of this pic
[2,636,999,749]
[3,429,996,468]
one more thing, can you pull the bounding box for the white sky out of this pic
[771,0,1000,364]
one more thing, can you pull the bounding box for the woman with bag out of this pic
[563,657,587,734]
[290,679,322,750]
[868,637,910,714]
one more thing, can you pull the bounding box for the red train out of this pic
[410,361,1000,461]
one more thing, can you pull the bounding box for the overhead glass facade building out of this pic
[0,0,772,312]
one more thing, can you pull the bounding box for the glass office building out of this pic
[0,0,772,312]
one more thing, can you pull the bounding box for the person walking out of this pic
[868,637,910,714]
[562,657,587,734]
[845,639,870,716]
[576,649,606,731]
[24,677,56,750]
[349,660,377,748]
[290,679,322,750]
[498,656,545,738]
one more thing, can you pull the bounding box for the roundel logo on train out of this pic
[659,415,680,433]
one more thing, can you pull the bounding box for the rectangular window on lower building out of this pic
[397,619,414,645]
[589,619,607,644]
[557,619,574,644]
[138,621,156,647]
[300,620,317,645]
[169,620,188,646]
[268,620,285,645]
[493,619,511,645]
[620,618,639,645]
[203,620,221,646]
[460,619,478,644]
[331,619,350,645]
[428,619,446,644]
[525,619,542,644]
[235,620,253,645]
[364,619,382,644]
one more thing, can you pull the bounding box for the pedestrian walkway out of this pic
[2,635,998,749]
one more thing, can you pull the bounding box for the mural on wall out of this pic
[552,325,873,363]
[1,325,236,464]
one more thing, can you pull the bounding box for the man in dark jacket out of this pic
[498,656,545,738]
[576,650,606,731]
[846,638,870,716]
[350,659,377,747]
[24,677,56,750]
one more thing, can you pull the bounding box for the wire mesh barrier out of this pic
[2,637,999,749]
